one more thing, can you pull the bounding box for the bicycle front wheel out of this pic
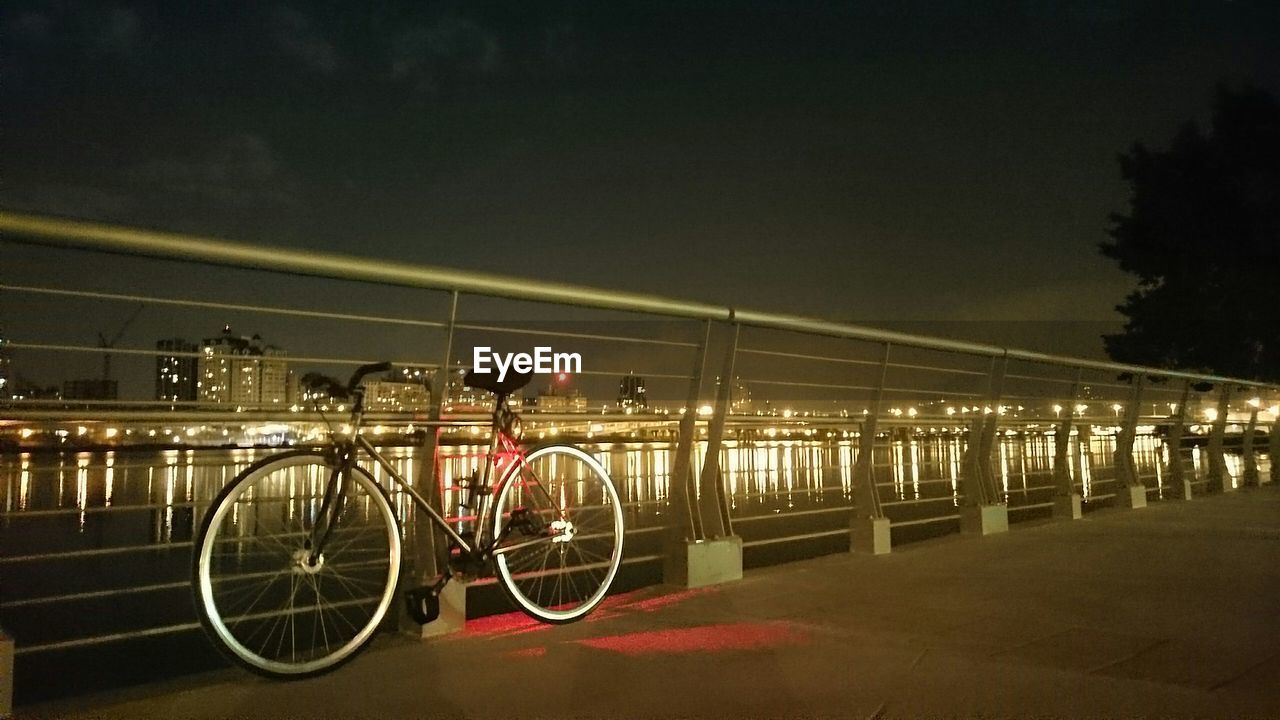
[193,450,401,678]
[492,444,624,623]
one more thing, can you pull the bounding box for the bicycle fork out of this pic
[306,444,355,565]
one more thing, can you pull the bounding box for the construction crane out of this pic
[99,304,145,382]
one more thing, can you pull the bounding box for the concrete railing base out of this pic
[851,516,891,555]
[1,624,12,719]
[664,536,743,588]
[960,504,1008,536]
[1117,485,1148,509]
[1052,494,1083,520]
[401,581,466,640]
[1181,479,1194,500]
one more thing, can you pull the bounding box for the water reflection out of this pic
[0,433,1268,559]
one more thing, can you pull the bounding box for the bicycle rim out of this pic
[492,445,624,623]
[194,452,401,677]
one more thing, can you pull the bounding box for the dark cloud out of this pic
[388,16,502,93]
[2,0,1278,329]
[270,6,338,73]
[92,6,144,57]
[126,133,300,209]
[7,133,300,234]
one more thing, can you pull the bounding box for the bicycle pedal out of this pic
[405,586,440,625]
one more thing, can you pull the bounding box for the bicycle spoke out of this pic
[196,453,400,676]
[493,446,624,623]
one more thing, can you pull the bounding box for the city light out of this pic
[1247,397,1261,408]
[1204,408,1218,422]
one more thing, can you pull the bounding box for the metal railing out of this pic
[1,210,1278,691]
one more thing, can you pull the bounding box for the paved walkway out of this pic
[24,488,1280,718]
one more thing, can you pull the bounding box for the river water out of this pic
[0,432,1263,702]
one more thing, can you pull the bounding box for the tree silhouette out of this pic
[1101,84,1280,382]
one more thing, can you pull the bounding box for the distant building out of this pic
[617,374,648,409]
[531,373,588,413]
[63,378,118,400]
[11,378,60,400]
[197,326,288,405]
[259,346,288,404]
[731,378,754,414]
[448,364,523,411]
[364,380,431,412]
[530,392,589,412]
[156,338,198,401]
[286,369,302,405]
[358,364,431,411]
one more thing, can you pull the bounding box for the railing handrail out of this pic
[1,210,1272,390]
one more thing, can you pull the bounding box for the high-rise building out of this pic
[197,326,288,405]
[156,338,198,401]
[617,374,648,409]
[259,346,288,404]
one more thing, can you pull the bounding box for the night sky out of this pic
[3,1,1278,338]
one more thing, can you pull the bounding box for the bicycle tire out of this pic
[192,449,401,679]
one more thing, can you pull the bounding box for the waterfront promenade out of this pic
[22,486,1280,719]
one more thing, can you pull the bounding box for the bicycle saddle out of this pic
[463,367,535,395]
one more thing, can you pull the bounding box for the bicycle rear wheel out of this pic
[193,450,401,678]
[492,444,624,623]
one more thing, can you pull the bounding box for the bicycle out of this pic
[192,362,625,678]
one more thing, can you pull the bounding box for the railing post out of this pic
[960,354,1009,535]
[1206,386,1232,493]
[851,343,890,553]
[402,290,465,638]
[1270,403,1280,485]
[1167,382,1193,499]
[1242,401,1260,487]
[667,321,710,545]
[1114,375,1148,509]
[1052,370,1083,519]
[664,321,740,587]
[696,323,739,539]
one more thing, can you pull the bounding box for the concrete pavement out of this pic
[23,487,1280,718]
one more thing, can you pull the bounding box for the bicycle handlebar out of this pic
[347,361,394,393]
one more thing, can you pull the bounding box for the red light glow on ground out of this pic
[573,621,808,656]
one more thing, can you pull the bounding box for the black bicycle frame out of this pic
[313,387,556,562]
